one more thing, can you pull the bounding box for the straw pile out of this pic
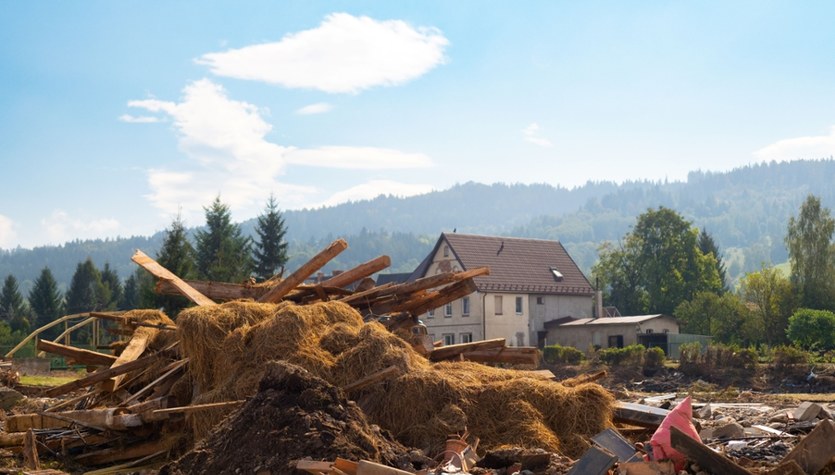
[176,300,613,457]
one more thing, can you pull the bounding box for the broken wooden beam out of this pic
[460,347,540,365]
[151,400,245,416]
[36,340,117,367]
[613,402,670,429]
[406,279,478,316]
[45,353,159,398]
[562,370,608,387]
[429,338,507,361]
[132,249,216,307]
[100,325,158,393]
[259,239,349,303]
[670,426,752,475]
[5,413,72,432]
[156,279,265,301]
[318,255,391,290]
[74,436,176,466]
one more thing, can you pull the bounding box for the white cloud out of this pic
[319,180,432,207]
[126,79,431,222]
[296,102,333,115]
[754,126,835,161]
[284,146,431,169]
[118,114,161,123]
[196,13,449,93]
[0,215,17,249]
[522,122,553,148]
[41,210,119,245]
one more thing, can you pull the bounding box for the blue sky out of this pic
[2,1,834,249]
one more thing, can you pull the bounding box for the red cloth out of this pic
[649,395,701,470]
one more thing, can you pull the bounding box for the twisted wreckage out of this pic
[0,239,833,474]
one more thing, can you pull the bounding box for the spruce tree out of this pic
[253,195,289,281]
[65,258,106,314]
[155,214,196,315]
[0,275,30,333]
[120,272,140,310]
[194,196,253,282]
[100,263,122,310]
[698,229,728,293]
[28,267,63,338]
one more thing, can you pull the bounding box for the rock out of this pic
[696,403,712,420]
[0,386,23,410]
[769,412,789,424]
[793,401,823,422]
[712,421,745,439]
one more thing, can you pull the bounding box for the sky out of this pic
[2,1,835,250]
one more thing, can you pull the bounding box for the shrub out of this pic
[644,346,666,368]
[542,345,585,365]
[597,344,645,367]
[787,308,835,351]
[678,343,756,384]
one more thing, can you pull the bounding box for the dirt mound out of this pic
[164,360,414,475]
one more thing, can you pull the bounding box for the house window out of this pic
[645,329,654,334]
[550,267,564,281]
[443,333,455,346]
[461,333,473,344]
[427,308,434,319]
[608,335,624,348]
[444,302,453,317]
[462,297,470,316]
[443,245,449,257]
[536,296,544,305]
[494,295,503,315]
[515,296,523,314]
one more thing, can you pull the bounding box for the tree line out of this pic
[0,195,289,345]
[593,194,835,351]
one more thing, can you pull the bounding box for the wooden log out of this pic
[156,279,265,301]
[50,408,145,431]
[562,370,608,387]
[23,430,39,470]
[120,358,188,406]
[670,426,753,475]
[321,255,391,289]
[393,267,489,297]
[343,366,400,392]
[132,249,216,306]
[259,239,349,303]
[45,353,159,398]
[461,347,540,366]
[339,282,396,305]
[0,432,26,448]
[406,279,478,316]
[100,326,158,393]
[37,340,116,367]
[429,338,507,361]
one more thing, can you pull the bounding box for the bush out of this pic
[597,344,645,367]
[644,346,666,368]
[787,308,835,351]
[678,343,756,384]
[542,345,584,365]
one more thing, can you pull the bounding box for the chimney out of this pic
[595,290,604,319]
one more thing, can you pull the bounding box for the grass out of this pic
[20,373,82,387]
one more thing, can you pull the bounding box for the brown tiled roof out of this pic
[412,233,594,296]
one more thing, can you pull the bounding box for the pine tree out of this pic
[100,263,122,310]
[194,196,253,282]
[698,229,728,293]
[155,214,196,315]
[0,275,30,333]
[253,195,289,281]
[120,272,140,310]
[28,267,63,338]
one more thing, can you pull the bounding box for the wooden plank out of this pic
[120,358,188,406]
[429,338,506,361]
[259,239,348,303]
[343,365,400,392]
[5,413,72,432]
[156,279,265,301]
[614,402,670,429]
[460,347,540,365]
[296,460,334,474]
[100,326,157,393]
[339,282,396,305]
[393,267,489,296]
[562,370,608,387]
[152,400,245,415]
[51,408,144,431]
[74,437,176,466]
[132,249,216,306]
[319,255,391,289]
[566,446,617,475]
[406,279,478,316]
[23,430,39,471]
[0,432,26,448]
[45,353,159,398]
[670,426,753,475]
[36,340,116,366]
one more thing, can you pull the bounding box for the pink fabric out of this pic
[649,396,701,470]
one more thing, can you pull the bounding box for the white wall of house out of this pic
[528,294,594,347]
[483,292,529,346]
[549,316,679,353]
[422,241,483,345]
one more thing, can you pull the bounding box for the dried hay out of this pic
[176,300,614,456]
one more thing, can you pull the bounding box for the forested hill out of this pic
[3,159,835,293]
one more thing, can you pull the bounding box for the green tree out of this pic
[253,195,289,281]
[674,291,755,344]
[739,265,796,345]
[28,267,64,338]
[0,275,30,333]
[593,207,722,315]
[120,271,140,310]
[65,258,106,314]
[786,308,835,351]
[698,229,727,293]
[195,196,253,282]
[154,214,196,315]
[100,263,122,310]
[785,195,835,309]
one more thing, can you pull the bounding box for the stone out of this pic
[0,386,23,410]
[792,401,823,422]
[712,421,745,440]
